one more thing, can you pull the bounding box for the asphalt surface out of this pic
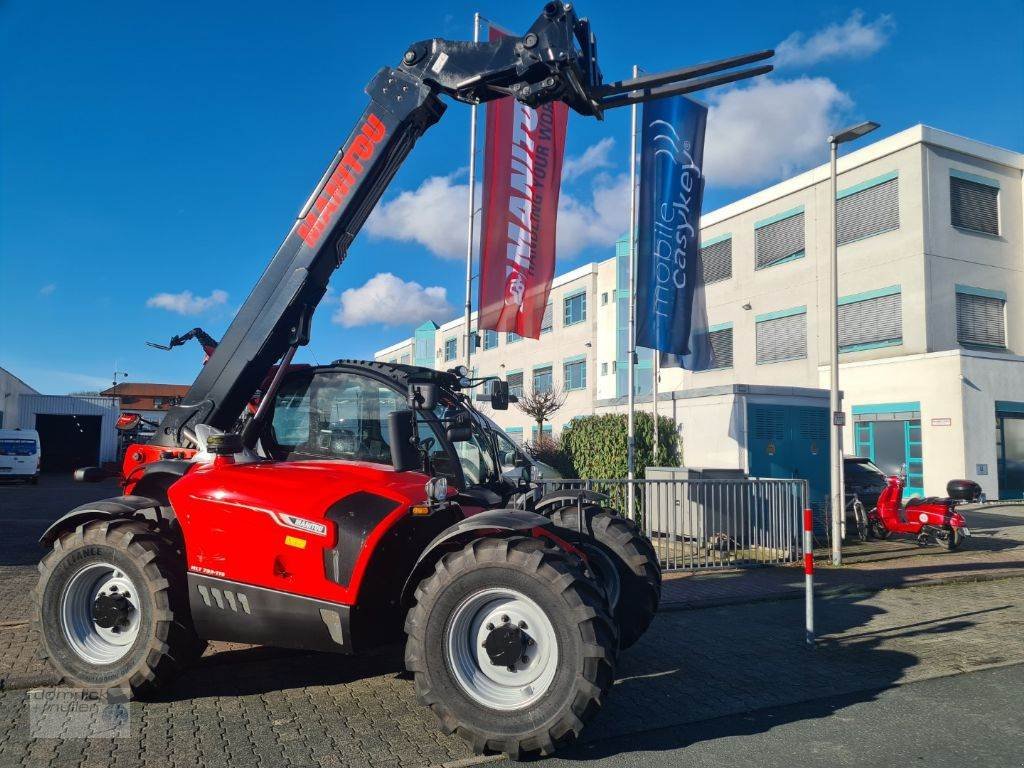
[491,663,1024,768]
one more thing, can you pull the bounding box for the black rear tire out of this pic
[936,526,962,550]
[404,536,616,759]
[33,519,205,698]
[547,506,660,650]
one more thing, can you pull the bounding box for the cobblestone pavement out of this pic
[3,478,1024,767]
[2,575,1022,767]
[661,504,1024,609]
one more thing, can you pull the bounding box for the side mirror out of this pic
[447,425,472,442]
[388,411,420,473]
[408,381,438,411]
[73,466,106,483]
[490,380,510,411]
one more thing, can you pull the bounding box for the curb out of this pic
[658,569,1024,612]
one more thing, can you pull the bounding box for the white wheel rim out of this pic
[445,588,559,711]
[60,562,142,664]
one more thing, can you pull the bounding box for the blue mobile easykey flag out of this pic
[635,95,714,370]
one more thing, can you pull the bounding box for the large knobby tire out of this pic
[548,506,661,650]
[33,519,205,698]
[404,536,616,759]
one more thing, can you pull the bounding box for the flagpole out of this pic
[652,353,659,461]
[463,11,481,371]
[626,64,639,521]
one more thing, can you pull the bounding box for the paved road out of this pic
[2,477,1024,767]
[492,663,1024,768]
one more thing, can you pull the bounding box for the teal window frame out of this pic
[563,291,587,326]
[443,337,457,362]
[506,331,521,344]
[563,355,587,391]
[754,205,805,270]
[483,329,499,350]
[532,364,553,394]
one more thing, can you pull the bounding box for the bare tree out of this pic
[514,384,567,437]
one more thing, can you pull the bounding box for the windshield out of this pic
[846,459,887,482]
[438,401,498,486]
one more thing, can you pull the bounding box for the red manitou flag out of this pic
[477,28,568,339]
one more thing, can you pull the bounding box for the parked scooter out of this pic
[867,471,978,550]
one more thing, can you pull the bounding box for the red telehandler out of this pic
[34,4,772,757]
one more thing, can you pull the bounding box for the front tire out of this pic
[548,506,661,649]
[404,536,616,758]
[33,519,204,698]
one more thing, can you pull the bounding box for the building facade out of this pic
[377,126,1024,499]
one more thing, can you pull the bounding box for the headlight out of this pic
[425,477,448,502]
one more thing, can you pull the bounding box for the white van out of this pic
[0,429,41,483]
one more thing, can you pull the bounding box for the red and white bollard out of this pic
[804,507,815,646]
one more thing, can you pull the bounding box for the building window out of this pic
[956,286,1006,348]
[153,397,164,408]
[506,427,524,445]
[532,365,553,393]
[483,330,499,350]
[755,207,805,269]
[839,286,903,352]
[601,362,608,375]
[700,236,732,284]
[444,337,457,361]
[507,371,524,398]
[707,326,733,369]
[837,172,900,245]
[950,171,999,235]
[563,292,586,326]
[601,292,609,305]
[755,307,807,364]
[541,303,553,334]
[563,358,587,390]
[400,354,410,364]
[506,331,521,344]
[531,424,553,442]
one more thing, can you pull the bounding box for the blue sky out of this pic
[2,0,1022,394]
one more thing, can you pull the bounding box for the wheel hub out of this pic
[92,592,134,630]
[483,623,526,668]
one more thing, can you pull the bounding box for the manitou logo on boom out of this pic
[503,103,551,311]
[297,114,387,248]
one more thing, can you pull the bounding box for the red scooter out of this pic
[867,472,978,550]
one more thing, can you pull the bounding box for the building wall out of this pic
[18,394,119,463]
[0,367,40,429]
[375,125,1024,492]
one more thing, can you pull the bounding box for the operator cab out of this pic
[259,361,512,500]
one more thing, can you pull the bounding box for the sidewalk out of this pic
[661,504,1024,609]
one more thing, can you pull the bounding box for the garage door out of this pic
[35,414,101,472]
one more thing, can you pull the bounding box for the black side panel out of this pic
[39,495,163,545]
[187,574,352,653]
[323,492,400,587]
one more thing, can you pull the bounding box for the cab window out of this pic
[269,372,407,464]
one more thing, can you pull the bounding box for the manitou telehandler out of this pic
[34,4,772,757]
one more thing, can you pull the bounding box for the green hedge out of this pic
[560,412,680,480]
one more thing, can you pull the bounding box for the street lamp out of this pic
[828,120,879,567]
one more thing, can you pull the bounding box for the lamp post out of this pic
[828,120,879,567]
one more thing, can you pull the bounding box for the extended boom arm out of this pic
[152,2,772,449]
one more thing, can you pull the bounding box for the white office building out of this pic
[377,126,1024,501]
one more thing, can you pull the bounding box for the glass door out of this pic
[997,414,1024,500]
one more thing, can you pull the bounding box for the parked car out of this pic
[844,455,888,510]
[479,413,564,481]
[0,429,41,483]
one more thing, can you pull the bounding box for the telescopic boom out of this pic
[152,2,772,449]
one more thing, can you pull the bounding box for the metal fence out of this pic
[536,478,808,570]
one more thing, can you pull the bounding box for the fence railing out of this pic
[536,477,808,570]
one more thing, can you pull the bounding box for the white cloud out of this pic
[776,11,895,68]
[556,172,631,258]
[146,289,228,315]
[562,137,616,180]
[703,77,853,188]
[364,174,478,261]
[333,272,453,328]
[39,283,56,296]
